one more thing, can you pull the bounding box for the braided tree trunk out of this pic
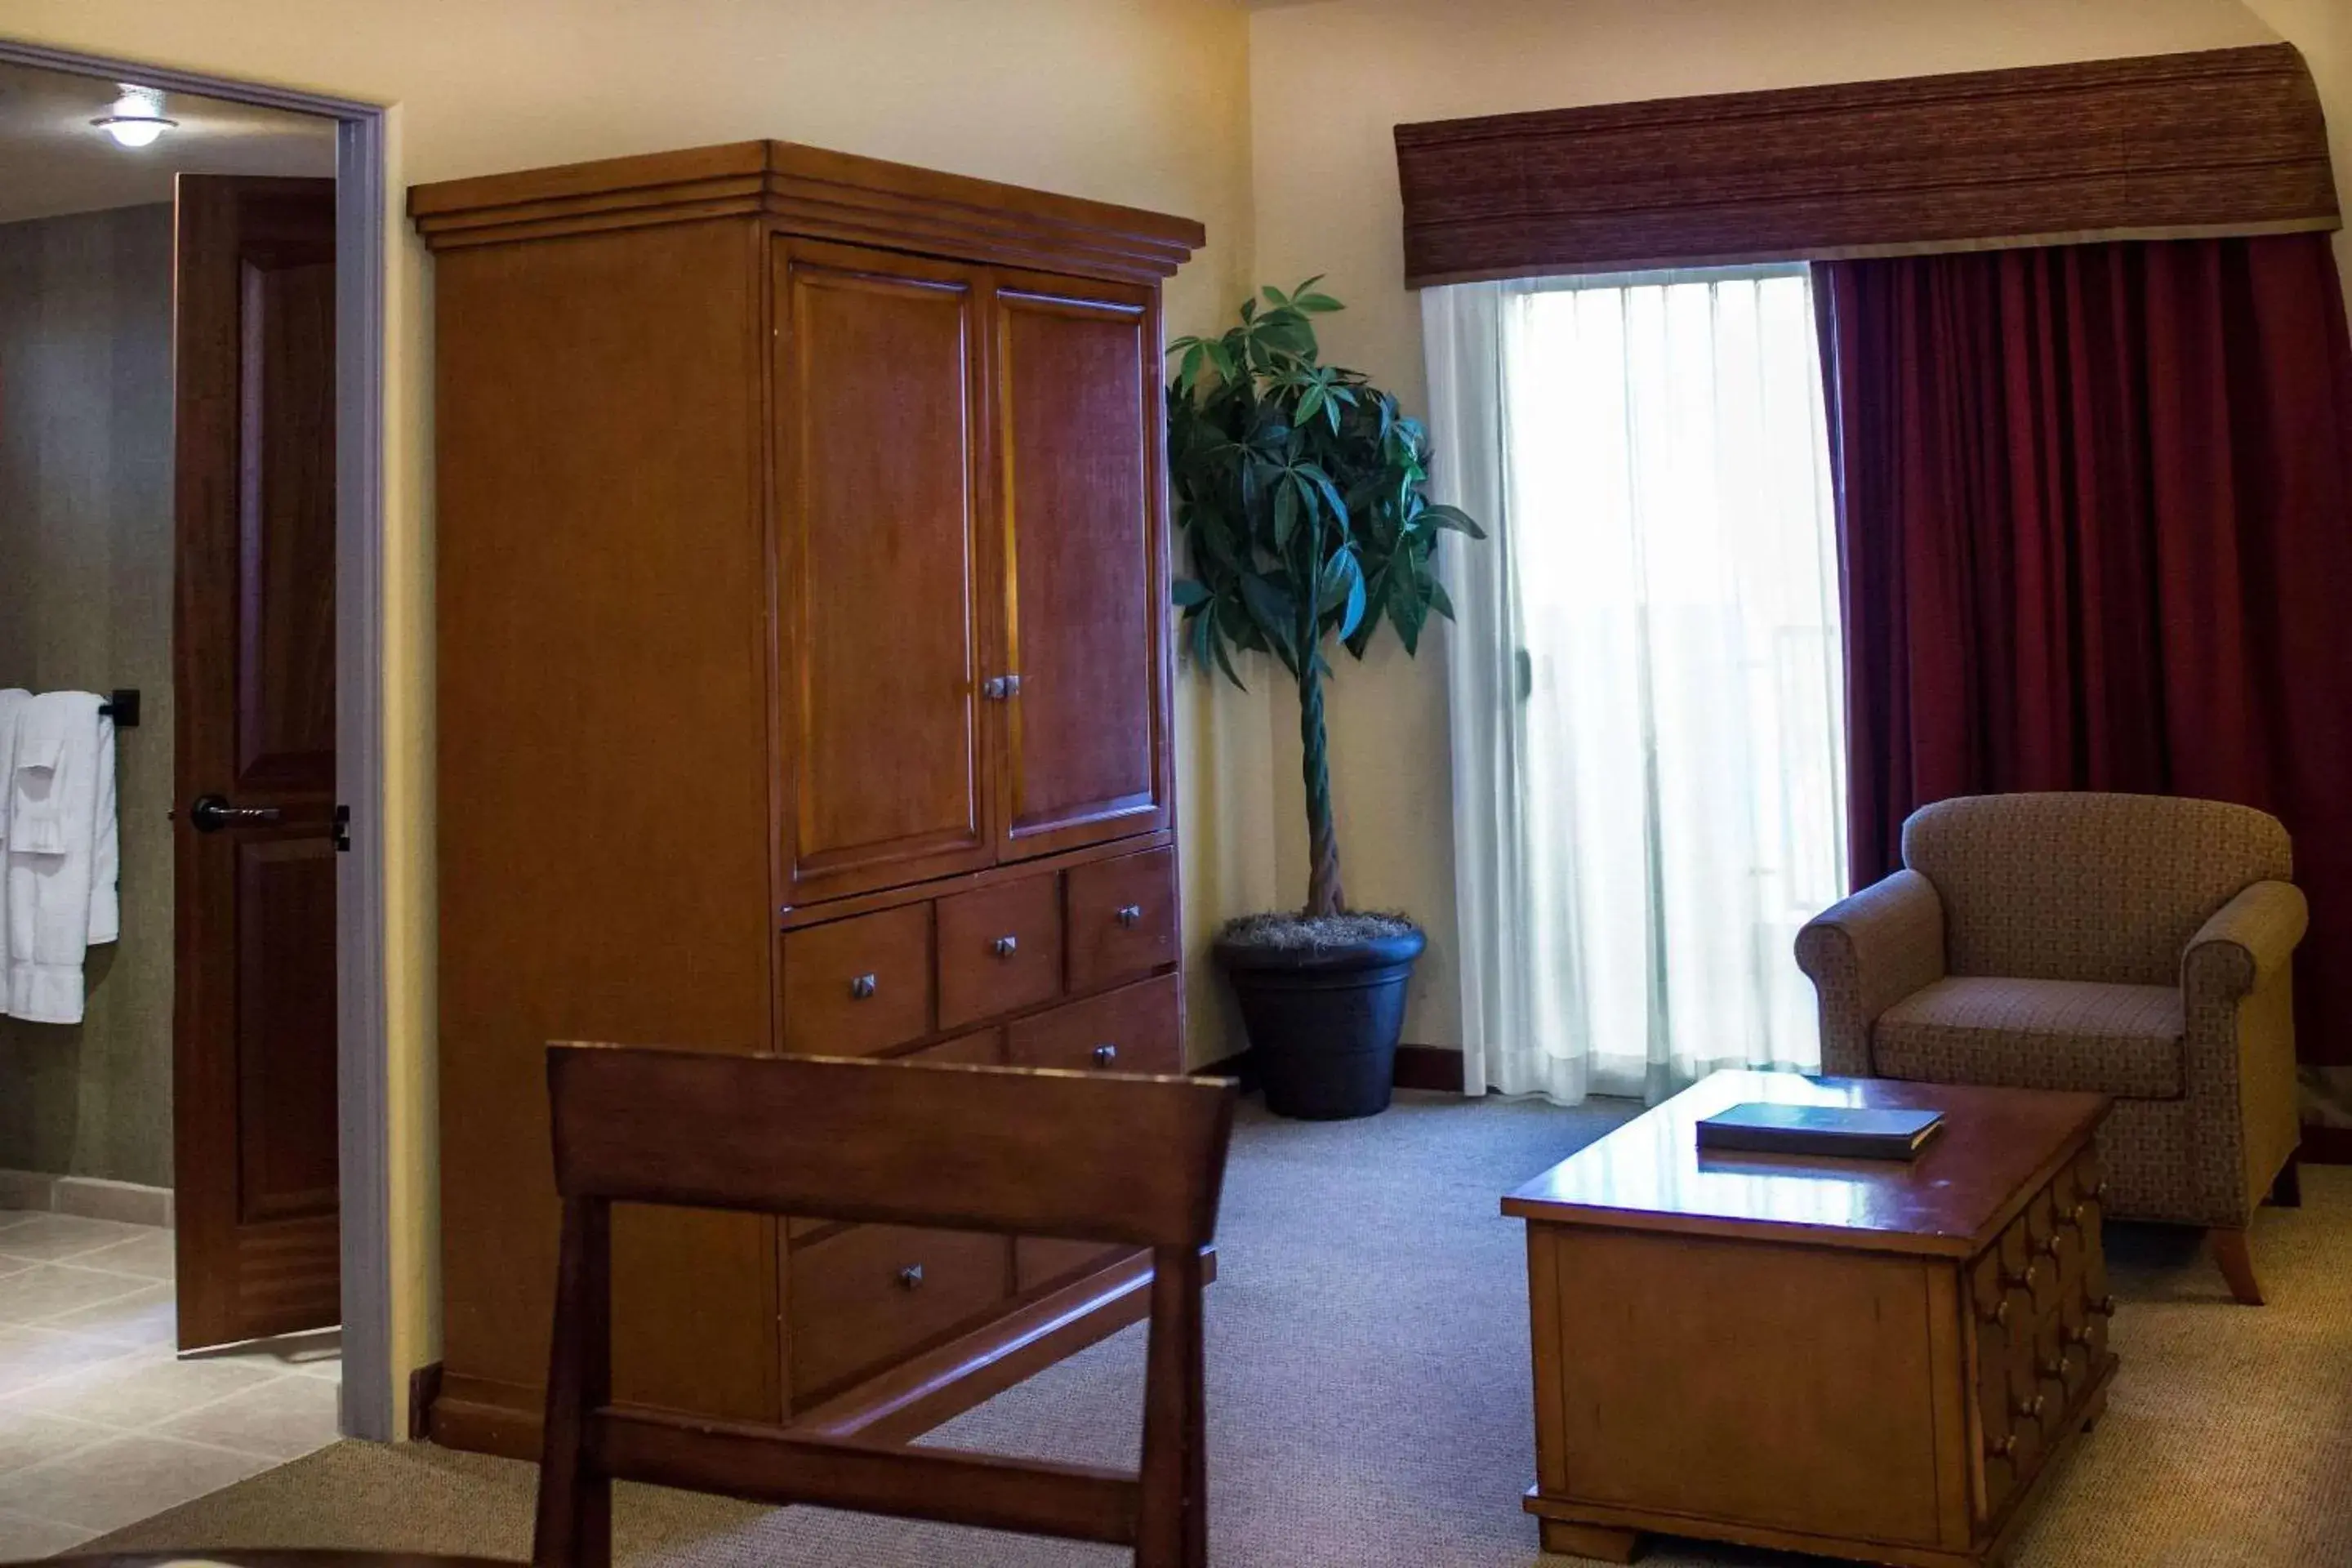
[1298,661,1347,917]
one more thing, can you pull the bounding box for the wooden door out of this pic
[773,240,996,902]
[172,175,341,1349]
[989,272,1171,860]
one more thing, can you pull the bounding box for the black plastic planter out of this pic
[1214,925,1426,1120]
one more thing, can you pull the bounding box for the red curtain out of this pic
[1815,234,2352,1063]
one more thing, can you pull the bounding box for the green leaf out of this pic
[1178,342,1205,395]
[1426,575,1457,621]
[1204,337,1238,385]
[1241,573,1299,669]
[1294,381,1326,429]
[1294,292,1344,314]
[1272,480,1299,550]
[1172,577,1212,608]
[1240,296,1258,323]
[1424,503,1486,538]
[1339,565,1369,642]
[1262,283,1291,310]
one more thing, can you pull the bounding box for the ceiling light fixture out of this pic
[91,84,176,149]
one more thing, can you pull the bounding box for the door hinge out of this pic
[333,804,353,853]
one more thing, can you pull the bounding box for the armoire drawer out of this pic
[782,903,933,1058]
[1007,972,1180,1075]
[1065,847,1178,991]
[787,1222,1011,1401]
[937,873,1062,1031]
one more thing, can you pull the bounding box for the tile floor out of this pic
[0,1208,340,1556]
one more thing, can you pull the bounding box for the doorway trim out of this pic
[0,39,395,1441]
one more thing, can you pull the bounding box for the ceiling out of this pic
[0,60,335,226]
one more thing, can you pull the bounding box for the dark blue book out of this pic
[1696,1102,1946,1160]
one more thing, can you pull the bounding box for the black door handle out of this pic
[189,794,283,833]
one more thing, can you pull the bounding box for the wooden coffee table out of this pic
[1504,1070,2114,1568]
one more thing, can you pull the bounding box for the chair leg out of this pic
[2268,1156,2303,1209]
[2209,1227,2265,1306]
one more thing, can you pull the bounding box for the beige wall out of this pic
[0,203,176,1188]
[0,0,1258,1434]
[1245,0,2343,1052]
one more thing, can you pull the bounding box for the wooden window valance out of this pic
[1394,44,2340,287]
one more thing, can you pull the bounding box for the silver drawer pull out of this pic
[897,1264,924,1290]
[992,935,1018,958]
[849,973,878,1000]
[1115,904,1143,927]
[1092,1044,1118,1067]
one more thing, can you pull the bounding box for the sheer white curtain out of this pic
[1424,269,1846,1103]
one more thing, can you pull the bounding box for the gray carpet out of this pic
[92,1092,2352,1566]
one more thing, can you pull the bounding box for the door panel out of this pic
[776,241,994,900]
[172,175,341,1349]
[992,275,1171,858]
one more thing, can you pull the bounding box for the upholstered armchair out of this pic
[1796,793,2305,1304]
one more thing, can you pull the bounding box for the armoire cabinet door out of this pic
[990,272,1173,860]
[775,240,996,901]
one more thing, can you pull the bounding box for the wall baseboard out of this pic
[1193,1044,1466,1096]
[408,1361,444,1441]
[0,1169,173,1227]
[1392,1045,1467,1093]
[2299,1124,2352,1166]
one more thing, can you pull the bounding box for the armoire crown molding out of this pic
[1394,43,2341,287]
[409,139,1205,282]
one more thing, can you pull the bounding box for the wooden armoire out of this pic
[412,142,1203,1456]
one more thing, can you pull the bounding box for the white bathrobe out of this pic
[3,691,119,1023]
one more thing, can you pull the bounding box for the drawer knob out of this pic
[2067,1323,2097,1348]
[898,1264,924,1291]
[849,973,878,1000]
[1093,1043,1119,1067]
[2014,1393,2046,1421]
[1115,904,1143,927]
[992,934,1019,958]
[2038,1234,2065,1258]
[2038,1355,2065,1379]
[1980,1298,2011,1329]
[2004,1263,2042,1291]
[2091,1294,2118,1317]
[1989,1434,2018,1461]
[2067,1200,2089,1224]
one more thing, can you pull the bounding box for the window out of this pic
[1427,267,1845,1101]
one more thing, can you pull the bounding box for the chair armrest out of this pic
[1796,870,1947,1076]
[2183,880,2308,1002]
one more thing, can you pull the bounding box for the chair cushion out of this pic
[1872,977,2184,1098]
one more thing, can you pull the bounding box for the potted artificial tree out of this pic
[1169,279,1484,1119]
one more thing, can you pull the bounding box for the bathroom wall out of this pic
[0,202,176,1188]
